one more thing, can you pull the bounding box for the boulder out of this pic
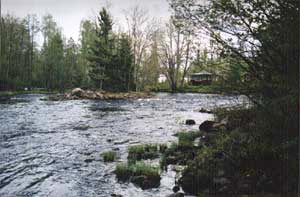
[199,108,212,113]
[173,185,180,193]
[131,175,160,189]
[111,194,123,197]
[71,88,85,97]
[185,119,196,125]
[95,92,104,99]
[84,157,94,163]
[85,90,97,99]
[199,120,216,132]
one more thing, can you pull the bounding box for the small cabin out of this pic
[189,71,213,86]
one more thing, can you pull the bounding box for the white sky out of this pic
[2,0,170,42]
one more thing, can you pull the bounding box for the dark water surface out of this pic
[0,93,248,197]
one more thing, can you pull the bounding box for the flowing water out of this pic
[0,93,248,197]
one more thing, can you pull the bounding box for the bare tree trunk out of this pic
[180,37,191,87]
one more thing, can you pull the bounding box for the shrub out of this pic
[175,131,201,147]
[128,144,159,161]
[101,151,117,162]
[115,162,161,189]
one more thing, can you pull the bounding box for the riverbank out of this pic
[149,84,239,95]
[161,106,298,196]
[0,89,56,97]
[46,88,153,101]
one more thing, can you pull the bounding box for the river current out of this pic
[0,93,248,197]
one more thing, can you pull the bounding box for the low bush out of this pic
[115,162,161,189]
[128,144,159,161]
[175,131,201,147]
[101,151,117,162]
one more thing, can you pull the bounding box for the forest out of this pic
[0,1,246,93]
[0,0,299,196]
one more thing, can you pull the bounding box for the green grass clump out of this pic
[101,151,117,162]
[128,144,159,161]
[134,162,160,178]
[115,162,160,179]
[115,162,161,189]
[115,163,133,181]
[175,131,201,147]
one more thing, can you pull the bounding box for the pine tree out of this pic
[88,8,114,90]
[115,34,135,92]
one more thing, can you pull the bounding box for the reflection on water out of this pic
[0,93,248,197]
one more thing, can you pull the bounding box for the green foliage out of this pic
[42,32,65,91]
[0,14,34,90]
[139,36,160,90]
[149,83,220,93]
[175,131,201,147]
[88,8,114,89]
[115,163,132,181]
[88,8,135,92]
[113,34,135,91]
[128,144,159,162]
[115,162,161,188]
[160,137,199,169]
[101,151,117,162]
[179,107,299,194]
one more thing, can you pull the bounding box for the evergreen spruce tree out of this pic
[88,8,114,90]
[115,34,135,92]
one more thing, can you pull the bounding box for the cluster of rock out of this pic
[47,88,152,101]
[185,117,228,132]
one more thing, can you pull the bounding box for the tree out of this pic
[159,17,195,92]
[0,14,33,90]
[79,19,96,86]
[88,8,114,90]
[115,34,135,91]
[64,37,81,88]
[139,30,161,89]
[125,5,153,91]
[170,0,299,100]
[25,14,40,89]
[42,32,64,91]
[170,0,299,193]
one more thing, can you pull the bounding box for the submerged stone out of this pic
[185,119,196,125]
[199,120,216,132]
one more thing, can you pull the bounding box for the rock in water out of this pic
[173,185,180,193]
[199,108,212,113]
[71,88,85,97]
[130,175,160,189]
[111,194,123,197]
[185,119,196,125]
[199,120,216,132]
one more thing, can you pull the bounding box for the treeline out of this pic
[0,8,160,92]
[1,5,233,92]
[0,14,86,91]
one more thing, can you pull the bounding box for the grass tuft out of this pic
[101,151,117,162]
[128,144,159,161]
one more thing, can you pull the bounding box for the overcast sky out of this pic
[2,0,170,42]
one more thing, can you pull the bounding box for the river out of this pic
[0,93,248,197]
